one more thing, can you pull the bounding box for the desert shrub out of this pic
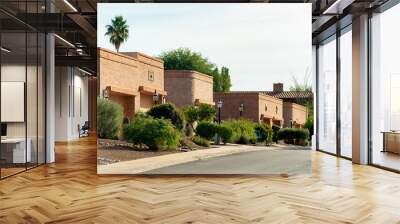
[272,125,280,143]
[217,126,233,144]
[197,103,217,122]
[304,116,314,140]
[124,116,180,150]
[277,128,309,146]
[147,103,185,130]
[254,124,273,145]
[97,98,123,139]
[192,136,210,147]
[221,119,257,144]
[195,122,218,140]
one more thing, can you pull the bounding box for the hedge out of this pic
[195,122,218,140]
[221,119,257,144]
[217,126,233,144]
[277,128,309,146]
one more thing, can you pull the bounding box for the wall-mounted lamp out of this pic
[153,90,159,105]
[239,103,244,117]
[103,87,110,99]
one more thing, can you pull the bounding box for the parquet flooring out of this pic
[1,136,400,223]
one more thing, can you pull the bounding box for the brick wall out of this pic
[164,70,213,108]
[214,92,261,122]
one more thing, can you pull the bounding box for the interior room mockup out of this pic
[313,0,400,172]
[0,1,97,179]
[0,0,399,177]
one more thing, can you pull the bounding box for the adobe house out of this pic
[213,92,283,127]
[164,70,214,108]
[263,83,310,128]
[98,48,167,118]
[283,102,308,128]
[264,83,313,105]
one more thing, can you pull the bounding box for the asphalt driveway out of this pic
[142,148,311,175]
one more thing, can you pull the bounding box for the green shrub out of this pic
[195,122,218,140]
[97,98,124,139]
[192,136,210,147]
[124,117,180,150]
[221,119,257,144]
[272,125,280,143]
[277,128,309,146]
[217,126,233,144]
[197,103,217,122]
[147,103,185,130]
[254,124,273,145]
[304,116,314,140]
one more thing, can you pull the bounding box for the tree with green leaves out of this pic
[159,48,232,92]
[159,48,215,74]
[105,16,129,52]
[220,66,232,92]
[212,68,221,92]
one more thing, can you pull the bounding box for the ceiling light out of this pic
[1,47,11,53]
[78,67,93,76]
[323,0,355,15]
[54,34,75,48]
[63,0,78,12]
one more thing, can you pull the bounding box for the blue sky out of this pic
[98,4,311,91]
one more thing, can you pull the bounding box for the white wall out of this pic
[55,67,89,141]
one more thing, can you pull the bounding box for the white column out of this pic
[46,32,55,163]
[312,45,317,150]
[352,14,369,164]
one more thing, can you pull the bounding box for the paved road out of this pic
[142,149,311,175]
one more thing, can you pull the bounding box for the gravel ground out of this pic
[97,139,204,165]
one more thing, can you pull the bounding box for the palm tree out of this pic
[105,16,129,52]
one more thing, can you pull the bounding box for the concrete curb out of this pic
[97,144,277,174]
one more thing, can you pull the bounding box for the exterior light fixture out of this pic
[239,103,244,117]
[1,47,11,53]
[217,100,223,124]
[54,34,75,48]
[153,90,159,105]
[63,0,78,12]
[103,87,110,99]
[217,100,223,109]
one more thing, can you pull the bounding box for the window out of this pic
[148,71,154,81]
[0,4,46,179]
[340,28,352,158]
[317,35,337,154]
[370,4,400,171]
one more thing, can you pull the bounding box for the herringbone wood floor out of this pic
[1,137,400,224]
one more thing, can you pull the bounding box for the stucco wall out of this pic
[283,102,307,128]
[258,94,284,125]
[98,48,165,116]
[164,70,213,108]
